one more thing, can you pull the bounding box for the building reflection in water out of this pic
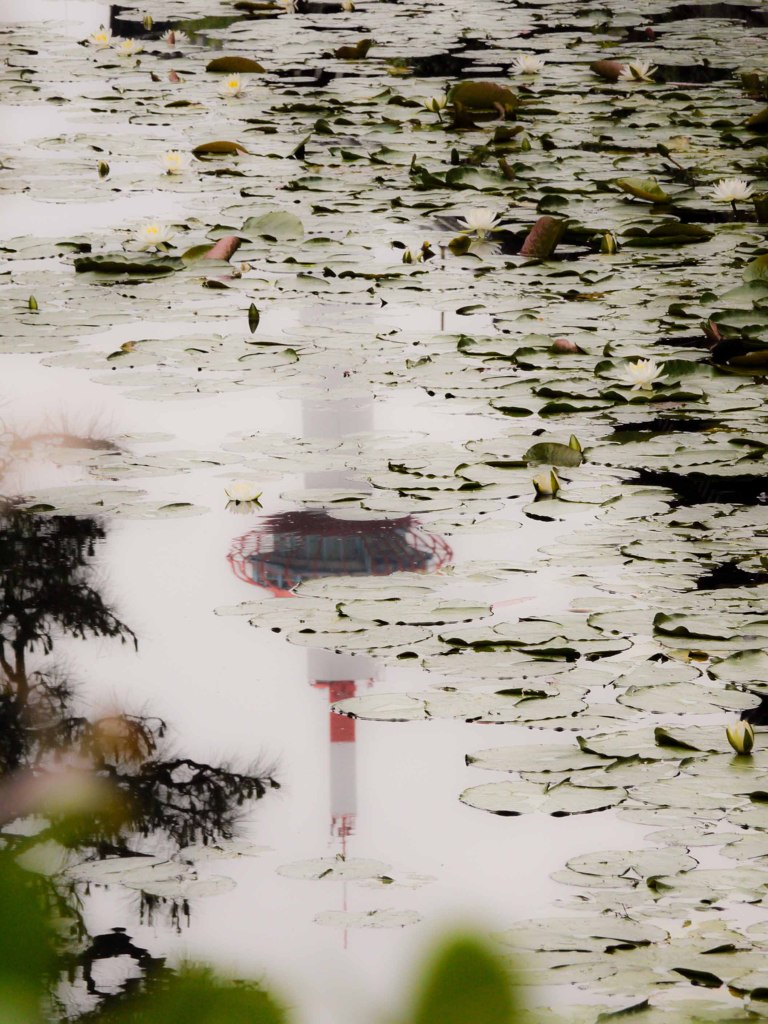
[228,510,451,595]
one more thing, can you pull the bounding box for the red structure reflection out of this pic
[228,509,452,850]
[228,510,452,596]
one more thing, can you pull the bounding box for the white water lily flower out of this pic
[622,358,666,391]
[457,207,502,239]
[532,469,561,497]
[225,480,263,503]
[423,95,447,113]
[115,38,142,57]
[711,177,754,204]
[135,222,174,251]
[618,60,657,83]
[219,74,247,98]
[510,54,545,75]
[726,719,755,755]
[88,27,113,49]
[160,150,189,175]
[161,29,189,47]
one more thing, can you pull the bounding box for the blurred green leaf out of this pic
[97,967,287,1024]
[0,852,55,1024]
[409,935,518,1024]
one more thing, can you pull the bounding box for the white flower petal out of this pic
[711,177,754,203]
[225,481,263,502]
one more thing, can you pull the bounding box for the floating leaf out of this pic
[466,744,609,774]
[73,255,183,277]
[192,140,251,157]
[242,211,305,240]
[314,908,421,928]
[206,56,265,73]
[459,780,626,816]
[523,442,583,468]
[277,857,391,881]
[615,178,672,204]
[332,38,374,59]
[449,81,519,116]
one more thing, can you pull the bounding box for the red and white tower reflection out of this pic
[227,383,452,844]
[312,680,357,846]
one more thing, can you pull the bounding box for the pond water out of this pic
[3,0,768,1021]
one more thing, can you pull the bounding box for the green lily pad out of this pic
[459,780,626,816]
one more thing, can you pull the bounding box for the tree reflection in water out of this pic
[0,501,277,1018]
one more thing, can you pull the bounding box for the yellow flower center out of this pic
[145,225,159,235]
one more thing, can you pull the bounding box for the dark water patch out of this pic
[671,206,751,226]
[711,339,768,370]
[633,468,768,504]
[404,52,484,79]
[698,560,768,590]
[109,5,248,39]
[455,37,499,53]
[651,3,768,28]
[612,417,721,437]
[273,67,336,86]
[653,64,734,84]
[742,692,768,725]
[655,335,710,349]
[280,0,354,11]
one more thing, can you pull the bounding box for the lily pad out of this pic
[459,780,627,816]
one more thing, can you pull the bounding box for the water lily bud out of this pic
[703,319,722,345]
[532,468,560,497]
[600,231,618,254]
[28,295,38,311]
[423,96,447,113]
[519,133,532,151]
[552,337,580,353]
[726,719,755,755]
[142,13,153,29]
[342,0,355,10]
[98,160,110,178]
[225,480,262,503]
[248,303,260,333]
[568,435,582,453]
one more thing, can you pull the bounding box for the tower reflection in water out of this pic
[228,510,452,847]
